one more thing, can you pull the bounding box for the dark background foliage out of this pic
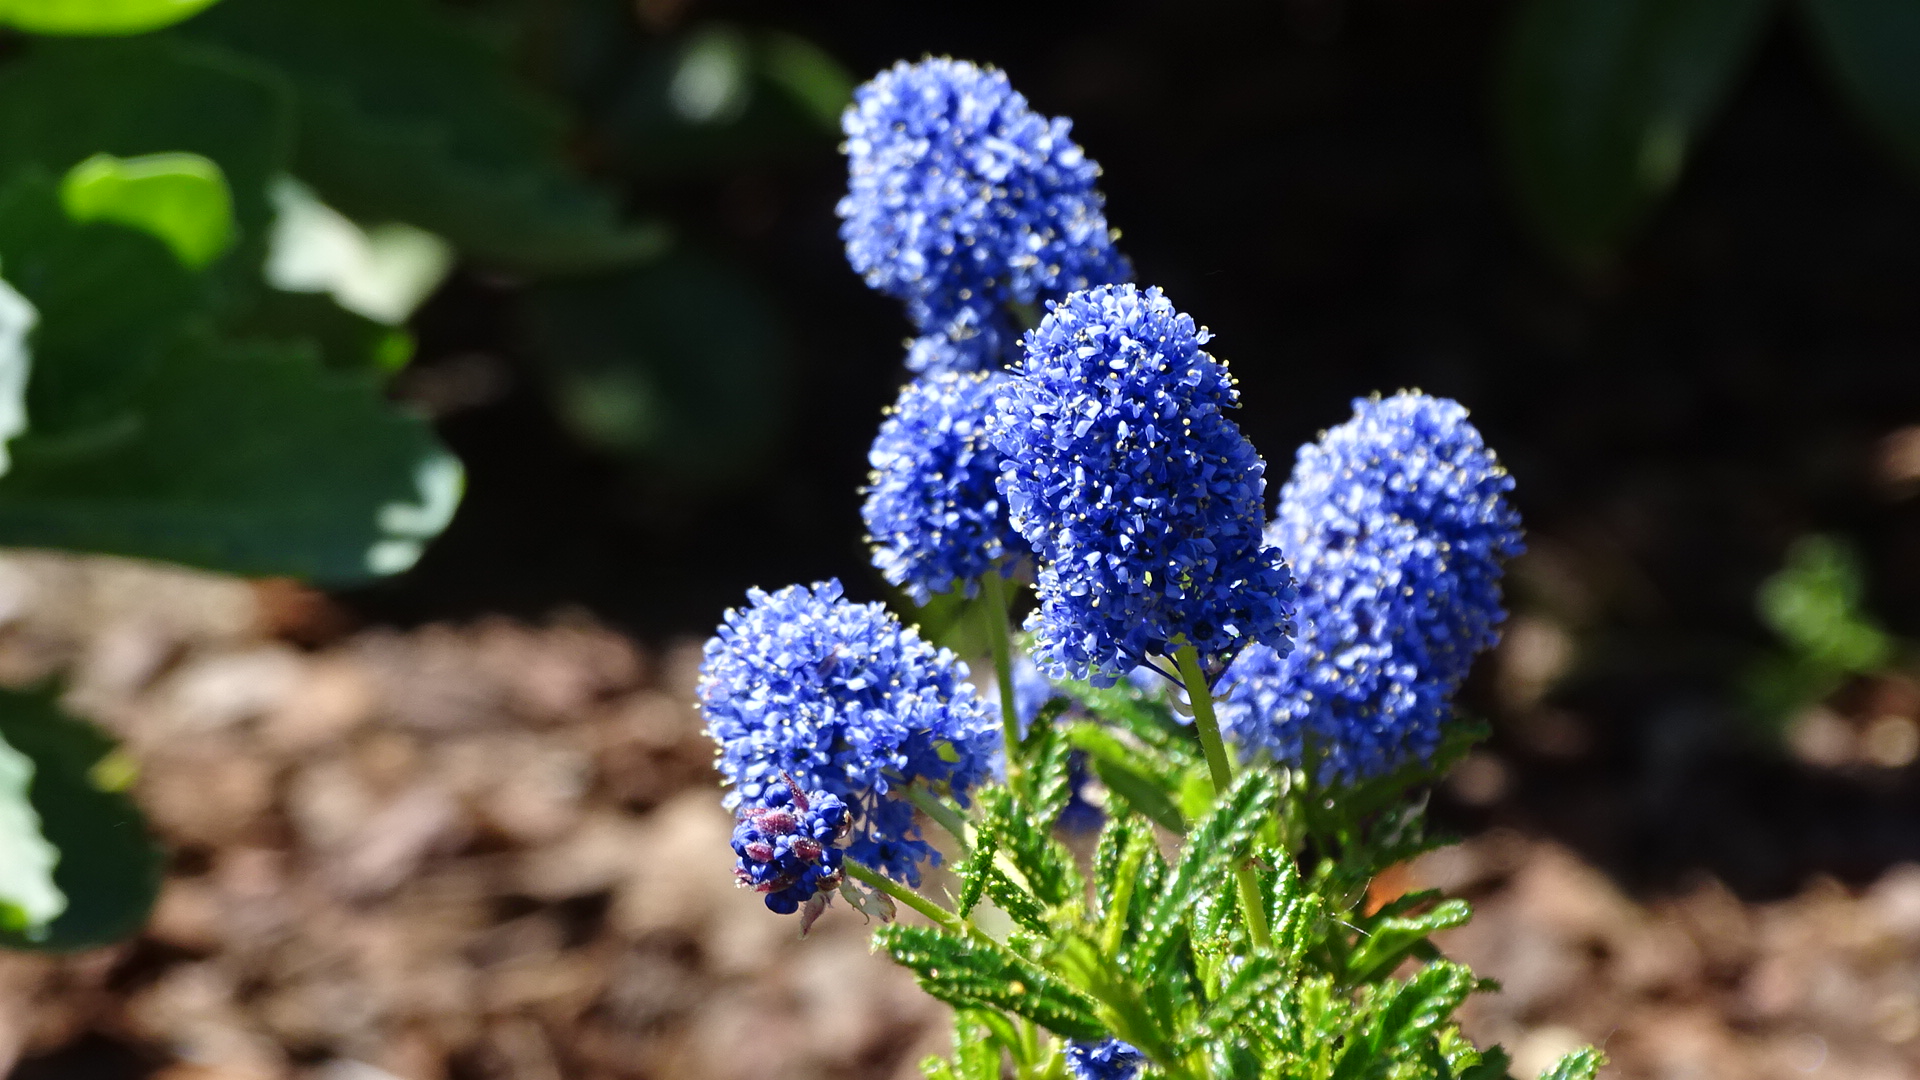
[351,0,1920,897]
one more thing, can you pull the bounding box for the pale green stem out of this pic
[844,859,966,933]
[902,784,971,854]
[1172,644,1272,950]
[979,570,1023,788]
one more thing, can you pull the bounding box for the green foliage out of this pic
[60,151,234,268]
[177,0,663,273]
[0,0,224,36]
[0,728,64,938]
[0,688,161,951]
[1539,1046,1608,1080]
[1499,0,1773,270]
[1805,0,1920,176]
[864,659,1592,1080]
[1746,533,1900,728]
[520,252,789,483]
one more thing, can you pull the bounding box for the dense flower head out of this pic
[838,58,1129,373]
[1066,1039,1146,1080]
[698,580,1001,883]
[862,372,1027,604]
[1217,391,1524,782]
[731,782,849,915]
[988,284,1296,685]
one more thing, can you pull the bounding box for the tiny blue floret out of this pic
[1217,391,1524,782]
[732,782,849,914]
[863,371,1027,604]
[1066,1039,1146,1080]
[838,58,1129,374]
[699,580,1001,884]
[988,284,1295,685]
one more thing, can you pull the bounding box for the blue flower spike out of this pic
[863,371,1027,604]
[988,283,1296,686]
[1066,1038,1146,1080]
[838,58,1130,374]
[698,580,1001,885]
[1217,391,1525,783]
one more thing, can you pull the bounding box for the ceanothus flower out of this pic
[699,580,1001,884]
[731,782,849,915]
[838,58,1129,374]
[1066,1039,1145,1080]
[988,284,1296,686]
[862,371,1026,604]
[1216,391,1524,783]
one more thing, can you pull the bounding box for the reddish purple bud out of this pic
[756,809,799,834]
[745,841,776,862]
[793,839,823,861]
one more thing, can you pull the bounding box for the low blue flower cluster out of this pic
[862,371,1025,603]
[838,58,1129,374]
[1217,392,1524,782]
[698,580,1001,884]
[988,283,1296,685]
[1066,1039,1146,1080]
[731,782,850,914]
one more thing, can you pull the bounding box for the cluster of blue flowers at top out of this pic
[988,283,1297,686]
[698,580,1001,886]
[731,781,849,914]
[1065,1039,1146,1080]
[862,371,1026,604]
[1216,391,1524,783]
[838,58,1129,374]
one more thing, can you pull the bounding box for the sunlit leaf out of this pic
[1499,0,1773,269]
[264,176,451,325]
[60,151,234,268]
[0,278,36,477]
[0,688,159,951]
[0,727,64,940]
[0,0,222,36]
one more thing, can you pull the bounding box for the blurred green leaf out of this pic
[0,36,290,256]
[1757,534,1891,674]
[0,338,460,583]
[264,176,452,325]
[0,688,160,951]
[0,727,65,940]
[598,25,850,178]
[60,151,234,268]
[522,251,788,481]
[0,0,223,36]
[178,0,664,272]
[1499,0,1773,269]
[227,289,414,375]
[1805,0,1920,176]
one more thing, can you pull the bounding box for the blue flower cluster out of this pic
[988,284,1296,685]
[838,58,1129,374]
[1066,1039,1146,1080]
[732,782,850,914]
[698,580,1001,885]
[862,372,1026,603]
[1217,392,1524,782]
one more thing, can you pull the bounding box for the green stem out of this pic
[1173,644,1272,950]
[844,859,966,933]
[902,784,971,854]
[980,570,1023,788]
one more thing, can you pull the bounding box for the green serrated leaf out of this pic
[1458,1045,1515,1080]
[982,865,1049,935]
[1344,899,1474,988]
[0,0,223,36]
[1024,715,1076,826]
[1331,962,1479,1080]
[1499,0,1773,269]
[60,151,234,269]
[1127,769,1278,973]
[1539,1046,1606,1080]
[875,924,1106,1041]
[956,816,999,919]
[0,728,64,938]
[1069,720,1187,833]
[180,0,662,272]
[0,687,160,951]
